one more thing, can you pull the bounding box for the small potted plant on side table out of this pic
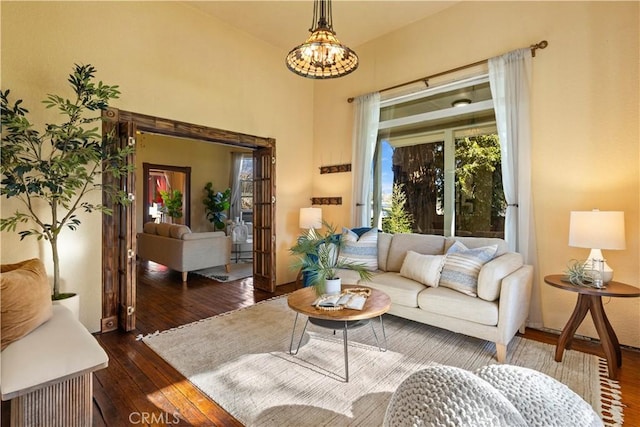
[290,222,372,295]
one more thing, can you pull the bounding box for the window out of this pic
[239,155,254,219]
[374,75,505,238]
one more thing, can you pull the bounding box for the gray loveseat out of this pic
[336,232,533,362]
[137,222,231,282]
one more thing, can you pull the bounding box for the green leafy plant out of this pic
[0,64,133,300]
[290,222,372,293]
[564,259,592,286]
[382,182,414,234]
[203,183,231,230]
[159,189,183,219]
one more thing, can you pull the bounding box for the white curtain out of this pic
[351,92,380,227]
[489,48,542,327]
[229,153,244,223]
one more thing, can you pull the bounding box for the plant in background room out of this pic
[203,183,231,230]
[0,64,133,300]
[159,189,183,220]
[382,182,414,234]
[290,222,372,294]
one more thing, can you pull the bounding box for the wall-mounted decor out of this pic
[319,163,351,174]
[311,197,342,205]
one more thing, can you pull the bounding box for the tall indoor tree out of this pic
[0,64,133,299]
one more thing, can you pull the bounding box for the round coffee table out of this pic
[287,285,391,382]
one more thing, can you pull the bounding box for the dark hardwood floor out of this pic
[92,261,640,426]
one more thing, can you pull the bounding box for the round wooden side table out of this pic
[544,274,640,380]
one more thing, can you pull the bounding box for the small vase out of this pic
[323,278,342,295]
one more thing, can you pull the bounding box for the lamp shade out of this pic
[285,0,358,79]
[569,210,626,250]
[299,207,322,229]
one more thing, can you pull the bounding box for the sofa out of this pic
[137,222,231,282]
[335,230,533,362]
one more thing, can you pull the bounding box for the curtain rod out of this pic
[347,40,548,103]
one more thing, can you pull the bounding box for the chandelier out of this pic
[286,0,358,79]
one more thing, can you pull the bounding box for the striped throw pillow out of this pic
[439,241,498,297]
[337,227,379,271]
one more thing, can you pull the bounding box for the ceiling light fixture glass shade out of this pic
[286,0,358,79]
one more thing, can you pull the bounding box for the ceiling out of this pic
[186,1,458,51]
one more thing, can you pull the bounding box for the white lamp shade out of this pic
[299,207,322,229]
[569,210,626,250]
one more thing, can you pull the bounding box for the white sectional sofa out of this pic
[137,222,231,282]
[336,232,533,362]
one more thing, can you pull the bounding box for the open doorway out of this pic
[101,108,276,332]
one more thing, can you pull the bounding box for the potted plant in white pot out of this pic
[0,64,133,312]
[290,222,372,295]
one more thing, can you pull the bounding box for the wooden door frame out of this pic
[101,108,276,332]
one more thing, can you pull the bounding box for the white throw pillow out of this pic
[439,241,498,297]
[337,228,378,271]
[399,251,446,287]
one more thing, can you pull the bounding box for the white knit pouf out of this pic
[475,364,603,427]
[383,366,527,427]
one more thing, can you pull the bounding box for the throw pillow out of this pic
[169,224,191,239]
[399,251,446,287]
[0,258,53,350]
[337,227,378,271]
[439,241,498,297]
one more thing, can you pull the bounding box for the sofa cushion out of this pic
[366,272,426,308]
[338,227,378,271]
[170,224,191,239]
[418,287,499,326]
[386,234,445,272]
[399,251,446,287]
[156,222,172,237]
[143,222,157,234]
[477,252,524,302]
[0,259,53,351]
[439,242,498,297]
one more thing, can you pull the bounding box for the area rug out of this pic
[193,262,252,282]
[143,296,623,426]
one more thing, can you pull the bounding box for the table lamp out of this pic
[568,210,626,283]
[299,207,322,236]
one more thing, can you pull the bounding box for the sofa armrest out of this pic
[181,235,231,271]
[478,253,524,301]
[496,265,533,345]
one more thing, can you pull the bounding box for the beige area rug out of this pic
[143,296,623,426]
[193,262,252,283]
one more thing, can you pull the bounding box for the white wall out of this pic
[1,1,315,331]
[312,1,640,347]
